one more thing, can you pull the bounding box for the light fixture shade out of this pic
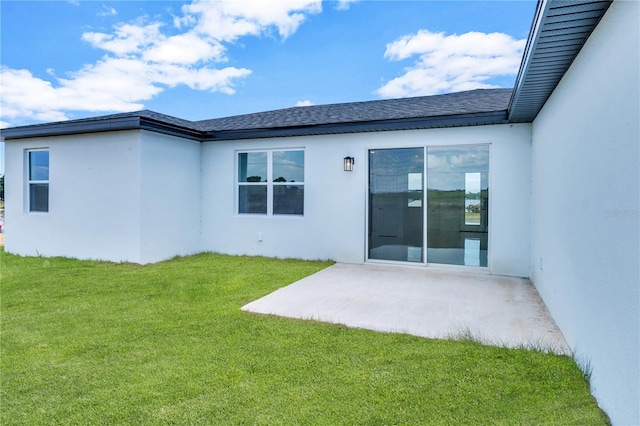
[343,156,354,171]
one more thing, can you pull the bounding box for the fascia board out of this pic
[204,111,509,141]
[508,0,551,119]
[0,117,143,140]
[1,116,203,141]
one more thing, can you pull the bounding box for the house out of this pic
[1,0,638,423]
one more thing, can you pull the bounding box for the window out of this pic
[238,152,268,214]
[238,150,304,215]
[27,149,49,212]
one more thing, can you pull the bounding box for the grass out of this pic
[1,252,608,425]
[464,212,481,225]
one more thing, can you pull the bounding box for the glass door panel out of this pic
[368,148,424,262]
[426,146,489,266]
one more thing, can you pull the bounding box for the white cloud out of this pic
[151,63,252,94]
[82,22,164,57]
[98,5,117,17]
[1,68,69,121]
[179,0,322,41]
[377,29,525,98]
[0,65,144,124]
[296,100,313,106]
[143,33,226,64]
[57,58,167,110]
[1,0,320,127]
[335,0,358,11]
[0,58,251,125]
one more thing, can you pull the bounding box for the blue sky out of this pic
[0,0,539,176]
[1,0,537,131]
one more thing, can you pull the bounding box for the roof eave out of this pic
[508,0,550,119]
[1,116,143,140]
[205,111,509,141]
[1,116,202,141]
[138,117,203,141]
[508,0,612,122]
[0,110,509,143]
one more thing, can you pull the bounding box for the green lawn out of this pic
[1,252,607,425]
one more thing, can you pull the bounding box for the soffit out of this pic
[508,0,612,122]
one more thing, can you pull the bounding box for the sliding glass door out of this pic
[368,145,489,267]
[426,146,489,267]
[368,148,424,263]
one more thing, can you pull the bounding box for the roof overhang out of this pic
[2,110,508,142]
[205,111,509,141]
[0,115,202,141]
[508,0,612,122]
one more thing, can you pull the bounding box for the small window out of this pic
[237,150,304,216]
[238,152,268,214]
[28,149,49,212]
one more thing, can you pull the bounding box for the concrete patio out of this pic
[242,263,569,354]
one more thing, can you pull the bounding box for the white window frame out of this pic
[236,149,304,216]
[365,143,491,271]
[26,148,50,213]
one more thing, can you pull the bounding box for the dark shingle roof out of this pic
[1,88,512,141]
[197,88,512,132]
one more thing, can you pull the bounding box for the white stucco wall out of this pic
[140,132,201,263]
[201,134,366,264]
[4,131,143,262]
[201,123,531,277]
[530,1,640,424]
[4,130,202,264]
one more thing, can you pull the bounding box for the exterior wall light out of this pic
[344,156,355,171]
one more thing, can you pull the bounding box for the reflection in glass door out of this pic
[427,145,489,267]
[367,145,489,267]
[368,148,424,262]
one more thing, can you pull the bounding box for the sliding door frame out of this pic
[365,143,492,273]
